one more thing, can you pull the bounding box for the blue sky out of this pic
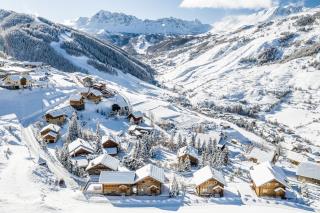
[0,0,319,24]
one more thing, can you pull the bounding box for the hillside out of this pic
[0,10,154,82]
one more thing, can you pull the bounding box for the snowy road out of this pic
[21,126,78,189]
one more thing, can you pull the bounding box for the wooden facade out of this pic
[252,180,286,198]
[195,179,224,197]
[42,134,58,143]
[297,176,320,185]
[87,164,115,176]
[45,114,66,125]
[178,154,198,166]
[71,147,93,157]
[128,114,143,125]
[86,93,102,103]
[102,184,133,196]
[70,98,85,110]
[102,139,119,149]
[136,177,162,196]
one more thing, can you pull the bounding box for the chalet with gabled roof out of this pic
[86,154,120,175]
[44,110,66,125]
[128,111,144,124]
[101,135,120,156]
[135,164,165,196]
[99,171,136,196]
[177,146,199,166]
[250,162,288,198]
[81,88,102,103]
[192,166,226,197]
[70,94,85,110]
[68,138,94,157]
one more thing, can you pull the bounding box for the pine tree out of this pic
[67,112,80,143]
[190,133,196,148]
[184,155,191,172]
[95,122,103,154]
[169,175,179,198]
[177,133,183,149]
[182,137,187,147]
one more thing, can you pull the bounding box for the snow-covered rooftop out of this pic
[70,94,83,101]
[68,138,94,155]
[296,161,320,181]
[192,165,226,186]
[0,66,31,73]
[43,131,58,139]
[99,171,136,184]
[131,111,143,118]
[286,150,308,163]
[90,89,103,97]
[177,146,198,159]
[105,147,118,155]
[135,164,165,184]
[40,124,61,134]
[101,134,120,145]
[246,147,275,163]
[86,154,120,171]
[250,162,288,187]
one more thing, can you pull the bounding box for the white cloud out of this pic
[180,0,275,9]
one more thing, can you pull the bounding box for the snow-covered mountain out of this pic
[0,10,154,81]
[148,6,320,144]
[212,5,304,33]
[68,10,212,35]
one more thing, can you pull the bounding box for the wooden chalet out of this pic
[246,147,277,164]
[92,82,106,91]
[86,154,120,175]
[68,138,94,157]
[40,124,61,143]
[177,146,199,166]
[192,166,226,197]
[69,94,85,110]
[250,162,287,198]
[99,171,136,196]
[44,110,66,125]
[40,124,61,137]
[135,164,165,196]
[296,162,320,185]
[81,89,103,103]
[101,135,120,156]
[128,111,144,124]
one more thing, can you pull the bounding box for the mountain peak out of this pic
[71,11,212,35]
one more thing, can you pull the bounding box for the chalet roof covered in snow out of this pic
[40,124,61,134]
[70,94,83,101]
[89,89,103,97]
[135,164,165,184]
[250,162,288,187]
[131,111,143,118]
[192,165,226,186]
[99,171,136,184]
[246,147,275,163]
[105,147,118,155]
[43,131,58,138]
[177,146,198,159]
[46,109,66,118]
[86,154,120,171]
[286,150,308,163]
[68,138,94,155]
[296,162,320,180]
[101,134,120,145]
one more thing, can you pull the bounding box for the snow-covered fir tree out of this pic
[169,175,179,198]
[66,112,81,143]
[95,122,103,154]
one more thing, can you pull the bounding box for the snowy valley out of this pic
[0,5,320,213]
